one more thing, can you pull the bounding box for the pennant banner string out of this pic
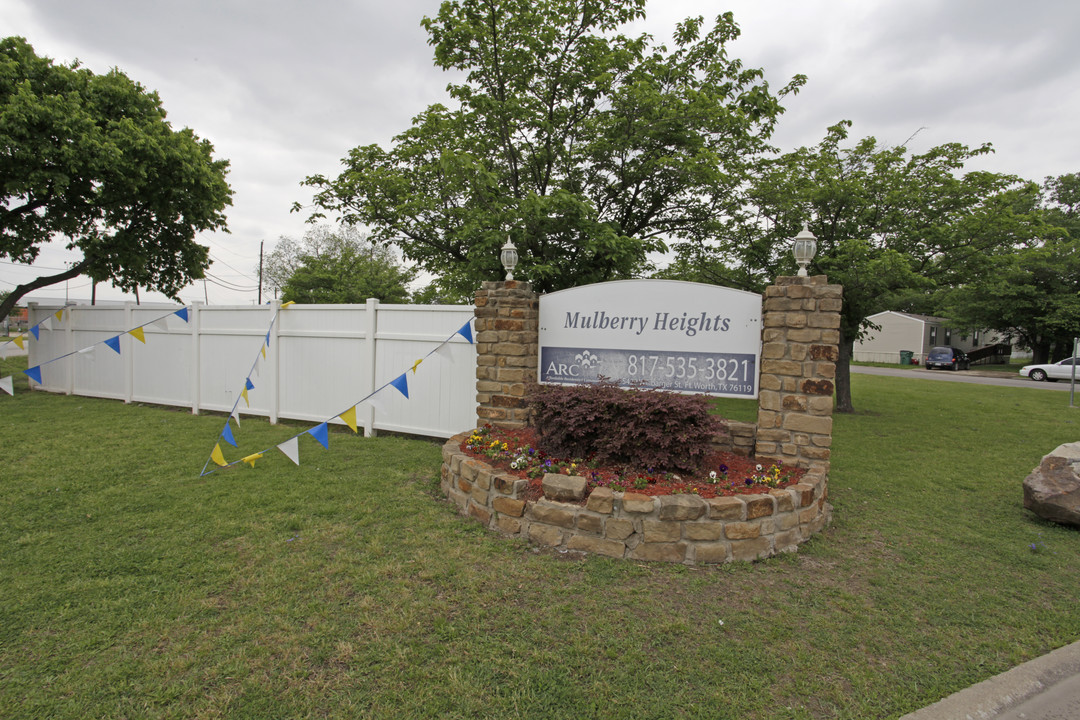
[200,303,290,475]
[199,317,475,476]
[5,306,194,384]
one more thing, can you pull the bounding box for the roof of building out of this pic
[869,310,950,324]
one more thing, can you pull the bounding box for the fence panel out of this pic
[26,301,477,438]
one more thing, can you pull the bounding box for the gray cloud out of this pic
[2,0,1077,305]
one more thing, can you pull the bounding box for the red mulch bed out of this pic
[461,425,805,502]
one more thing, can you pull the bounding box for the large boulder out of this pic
[1023,442,1080,527]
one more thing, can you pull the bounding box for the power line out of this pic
[209,253,260,283]
[1,259,74,271]
[203,273,259,292]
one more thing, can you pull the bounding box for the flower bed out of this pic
[462,424,805,501]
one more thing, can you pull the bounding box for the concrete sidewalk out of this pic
[900,640,1080,720]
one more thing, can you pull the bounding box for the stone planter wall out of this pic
[442,431,831,564]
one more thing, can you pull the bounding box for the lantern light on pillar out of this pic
[793,223,817,277]
[500,237,519,280]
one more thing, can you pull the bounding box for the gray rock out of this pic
[1023,442,1080,527]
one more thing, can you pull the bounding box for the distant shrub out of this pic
[526,379,727,475]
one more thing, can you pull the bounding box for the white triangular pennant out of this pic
[363,392,388,415]
[151,316,170,331]
[231,408,242,427]
[0,376,12,396]
[277,436,300,465]
[41,318,53,332]
[433,341,454,359]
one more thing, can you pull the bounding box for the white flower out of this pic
[756,464,763,471]
[709,471,717,479]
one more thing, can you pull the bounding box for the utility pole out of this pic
[258,240,264,305]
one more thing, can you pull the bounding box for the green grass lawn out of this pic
[2,352,1079,719]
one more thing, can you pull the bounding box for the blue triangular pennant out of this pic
[222,423,238,448]
[104,336,122,354]
[390,373,409,399]
[265,331,271,346]
[308,422,329,449]
[456,320,473,344]
[245,378,255,391]
[23,365,42,384]
[174,307,189,322]
[30,325,40,340]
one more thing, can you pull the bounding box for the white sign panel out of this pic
[538,280,762,398]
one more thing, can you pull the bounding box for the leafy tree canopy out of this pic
[942,174,1080,364]
[663,121,1041,411]
[1044,171,1080,239]
[269,224,416,304]
[299,0,804,295]
[0,37,232,321]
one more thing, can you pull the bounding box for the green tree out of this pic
[0,37,232,321]
[299,0,803,296]
[943,174,1080,364]
[1044,172,1080,239]
[263,224,355,297]
[273,224,416,304]
[665,122,1038,412]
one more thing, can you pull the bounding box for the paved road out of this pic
[852,365,1078,392]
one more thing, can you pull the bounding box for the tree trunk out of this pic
[835,329,855,414]
[0,262,88,322]
[1031,342,1051,365]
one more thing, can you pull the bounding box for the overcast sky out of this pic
[2,0,1078,307]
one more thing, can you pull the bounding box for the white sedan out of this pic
[1019,358,1080,382]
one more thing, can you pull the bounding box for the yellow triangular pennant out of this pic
[242,452,263,468]
[340,406,358,433]
[281,301,295,308]
[261,345,267,360]
[13,335,25,350]
[129,327,146,344]
[211,443,228,467]
[411,358,423,374]
[54,309,63,322]
[241,387,250,407]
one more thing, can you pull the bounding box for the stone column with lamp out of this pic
[755,224,842,479]
[474,239,539,429]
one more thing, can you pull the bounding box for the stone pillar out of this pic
[474,280,539,429]
[755,276,842,473]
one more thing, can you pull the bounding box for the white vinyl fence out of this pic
[26,300,477,438]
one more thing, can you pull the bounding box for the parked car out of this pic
[1019,358,1080,382]
[925,346,970,371]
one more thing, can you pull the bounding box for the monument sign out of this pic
[538,280,762,398]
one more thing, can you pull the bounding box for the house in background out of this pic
[3,306,28,333]
[852,311,1012,365]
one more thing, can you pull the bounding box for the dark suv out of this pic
[925,346,970,371]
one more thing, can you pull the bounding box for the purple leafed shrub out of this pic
[526,379,727,475]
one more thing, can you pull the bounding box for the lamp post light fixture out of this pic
[792,223,817,277]
[500,237,519,280]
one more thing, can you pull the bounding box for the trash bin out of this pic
[899,350,913,365]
